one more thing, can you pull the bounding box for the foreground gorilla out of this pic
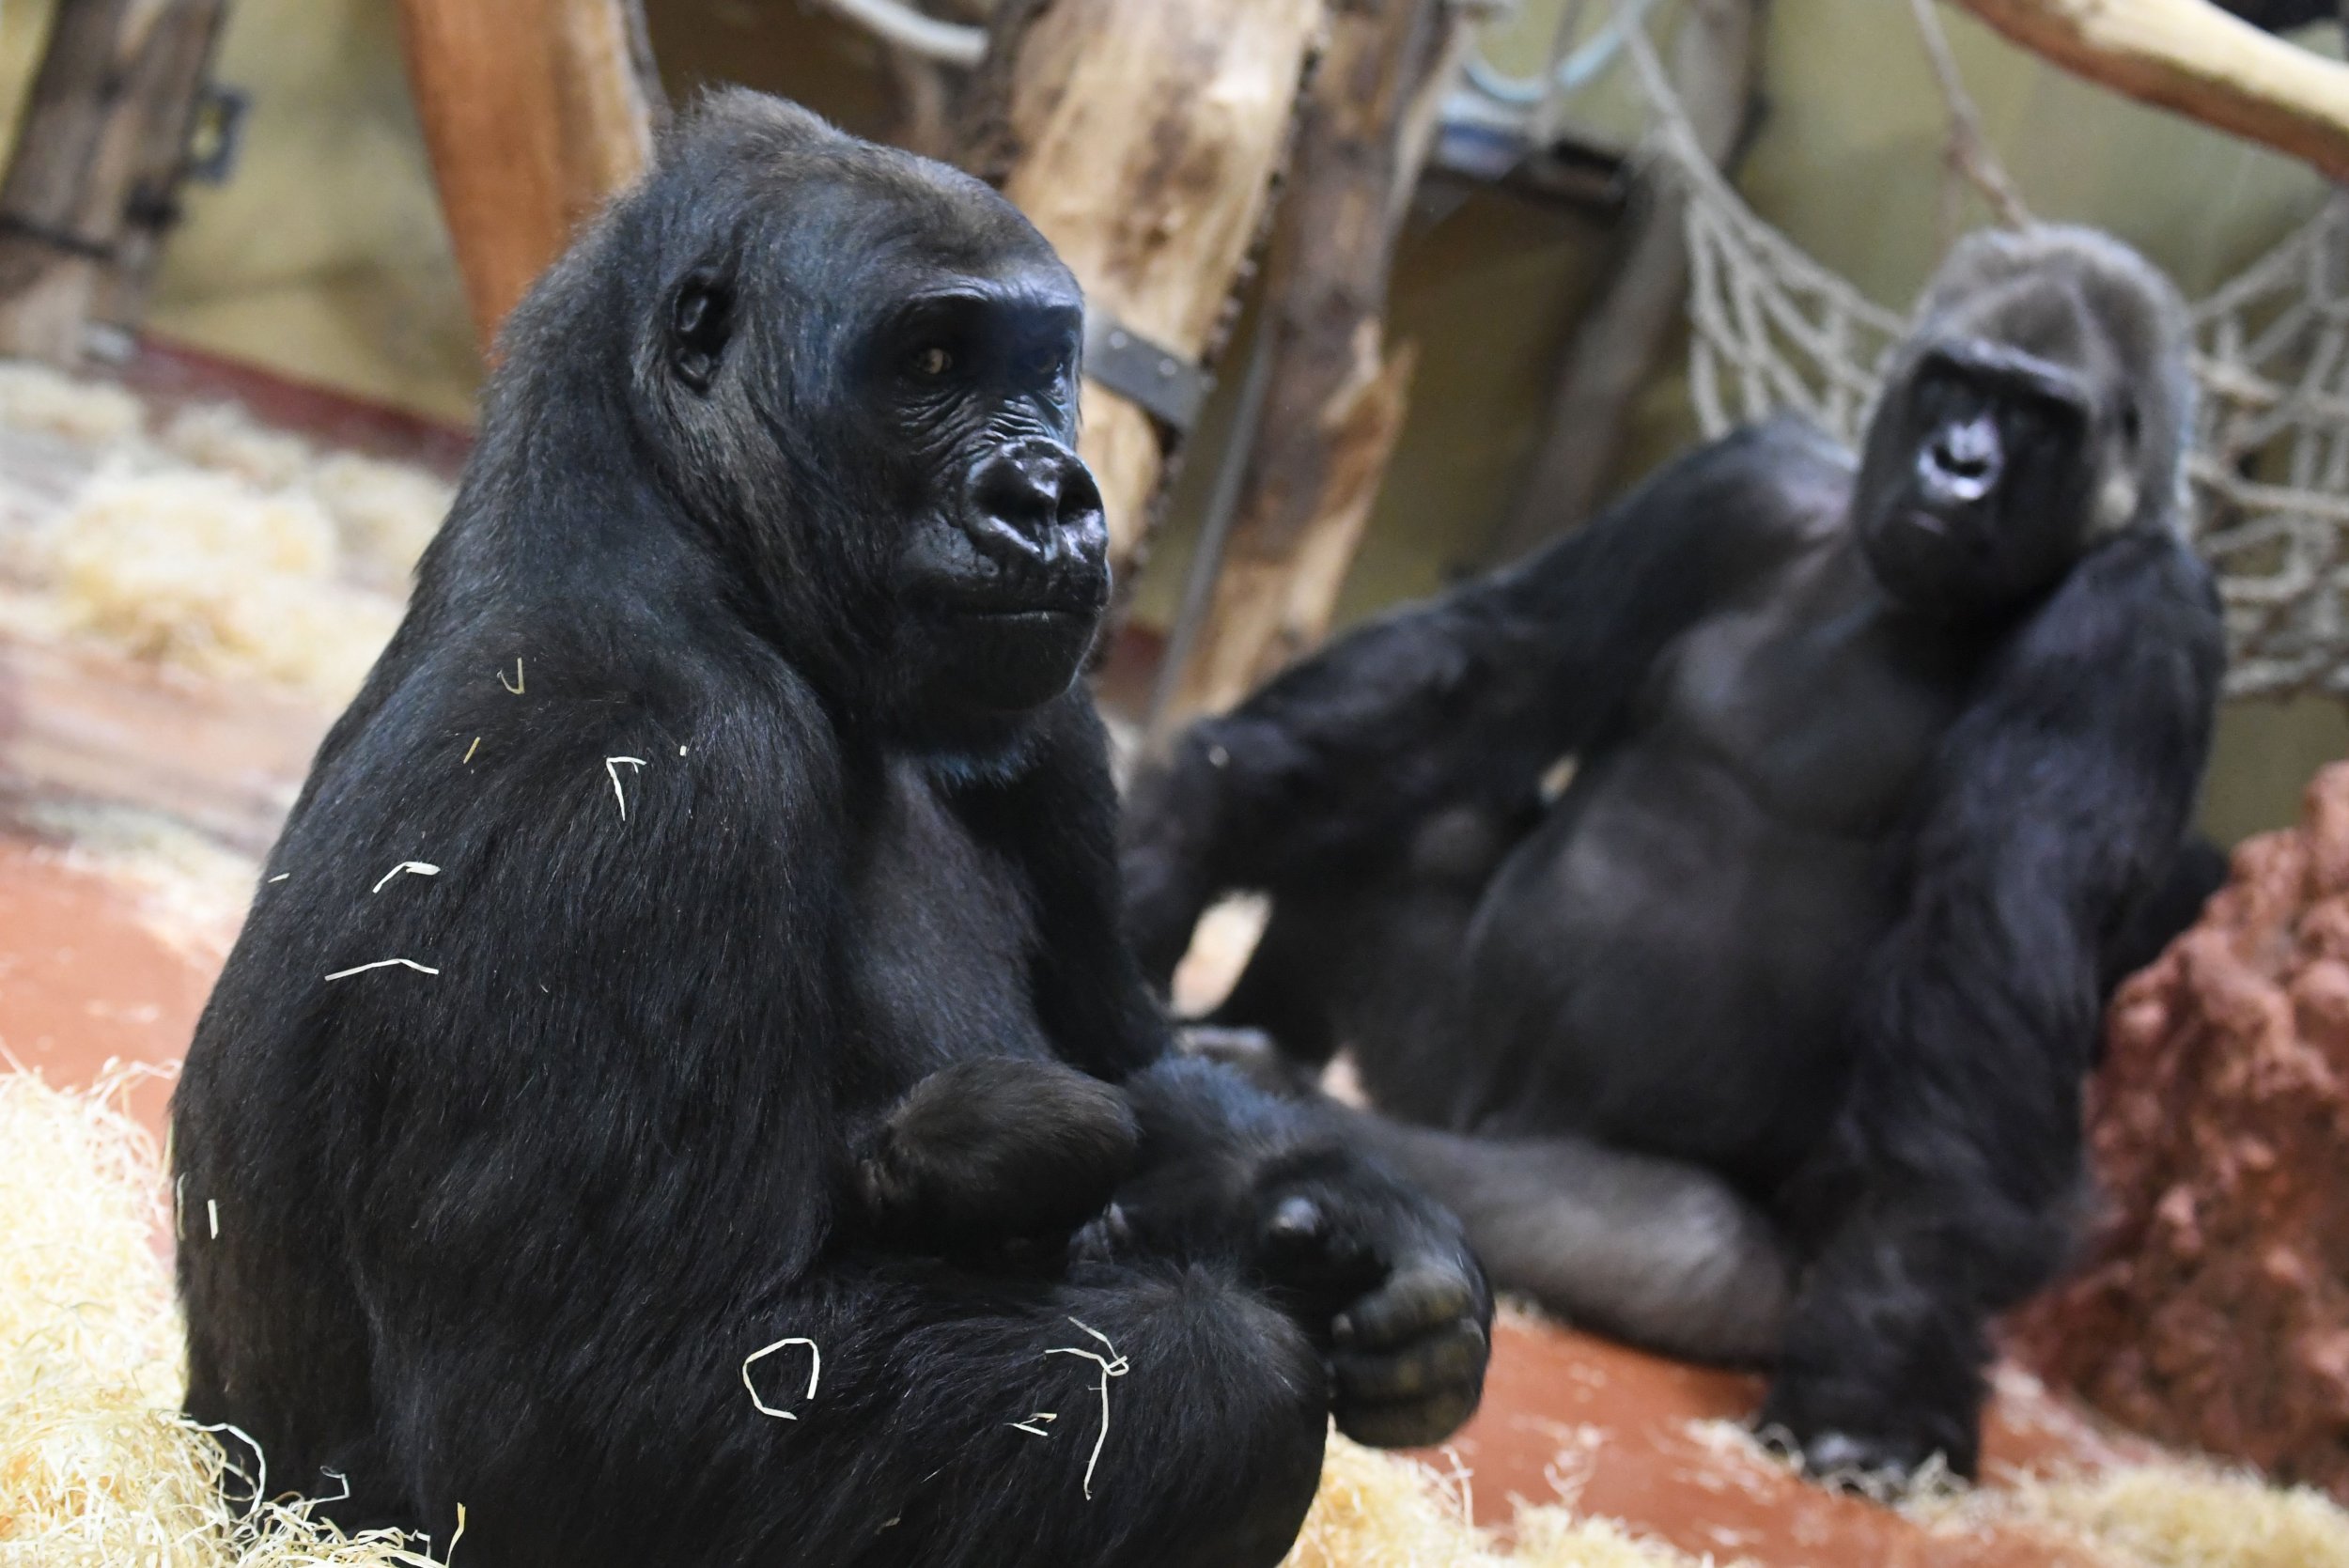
[172,94,1489,1568]
[1125,227,2224,1480]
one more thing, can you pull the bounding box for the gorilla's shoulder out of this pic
[1608,413,1852,556]
[1723,413,1854,482]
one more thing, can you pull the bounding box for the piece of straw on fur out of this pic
[322,958,439,983]
[1044,1318,1129,1501]
[741,1336,820,1421]
[604,757,646,821]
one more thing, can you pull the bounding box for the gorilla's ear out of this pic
[668,267,736,394]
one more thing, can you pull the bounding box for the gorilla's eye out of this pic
[669,272,734,395]
[910,345,955,380]
[1022,346,1067,381]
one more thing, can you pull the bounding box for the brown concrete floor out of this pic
[0,834,208,1143]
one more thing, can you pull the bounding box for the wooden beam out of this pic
[396,0,663,352]
[1953,0,2349,184]
[1163,0,1461,719]
[0,0,233,366]
[961,0,1325,580]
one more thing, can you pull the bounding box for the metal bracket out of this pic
[185,85,250,185]
[1083,311,1212,432]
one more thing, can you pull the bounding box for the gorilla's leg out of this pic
[1334,1112,1795,1365]
[349,1256,1328,1568]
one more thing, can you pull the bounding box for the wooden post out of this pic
[1955,0,2349,186]
[961,0,1326,579]
[1488,0,1758,564]
[0,0,234,366]
[1161,0,1461,721]
[396,0,664,352]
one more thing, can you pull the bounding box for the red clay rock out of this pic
[2012,760,2349,1500]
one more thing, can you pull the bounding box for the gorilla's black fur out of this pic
[1125,226,2225,1480]
[172,94,1490,1568]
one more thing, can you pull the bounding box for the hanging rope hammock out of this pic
[1616,16,2349,700]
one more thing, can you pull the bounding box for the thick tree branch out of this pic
[397,0,663,351]
[1954,0,2349,184]
[960,0,1324,581]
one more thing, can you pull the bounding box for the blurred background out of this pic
[0,0,2337,843]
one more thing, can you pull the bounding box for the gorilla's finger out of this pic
[1330,1319,1487,1403]
[1335,1264,1477,1349]
[1334,1389,1479,1451]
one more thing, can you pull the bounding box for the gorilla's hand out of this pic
[1114,1057,1491,1446]
[1256,1157,1492,1448]
[1757,1368,1977,1487]
[858,1058,1139,1255]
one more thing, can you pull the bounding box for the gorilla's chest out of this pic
[844,761,1049,1081]
[1648,544,1978,838]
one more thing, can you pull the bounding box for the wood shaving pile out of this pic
[0,1069,440,1565]
[0,361,454,708]
[0,363,145,446]
[1918,1465,2349,1568]
[1283,1433,1698,1567]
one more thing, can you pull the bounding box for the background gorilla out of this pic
[1124,226,2224,1481]
[171,93,1490,1568]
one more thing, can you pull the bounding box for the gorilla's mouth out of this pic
[926,583,1107,627]
[948,601,1097,625]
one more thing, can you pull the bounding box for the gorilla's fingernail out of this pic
[1332,1312,1355,1346]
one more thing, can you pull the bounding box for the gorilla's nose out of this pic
[962,441,1107,572]
[1919,413,2002,503]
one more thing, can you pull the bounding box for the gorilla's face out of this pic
[628,104,1107,751]
[1850,229,2186,623]
[1852,335,2103,618]
[859,260,1106,718]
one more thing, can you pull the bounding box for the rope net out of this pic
[1625,29,2349,699]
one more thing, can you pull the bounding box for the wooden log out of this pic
[1488,0,1758,563]
[396,0,664,352]
[0,0,233,366]
[1147,3,1437,717]
[1955,0,2349,186]
[1162,0,1461,720]
[961,0,1325,579]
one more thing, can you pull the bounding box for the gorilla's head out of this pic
[504,91,1106,758]
[1851,225,2193,620]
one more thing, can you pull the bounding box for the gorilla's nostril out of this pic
[1921,414,2001,501]
[970,455,1062,534]
[962,442,1104,574]
[1932,440,1990,479]
[1055,464,1104,531]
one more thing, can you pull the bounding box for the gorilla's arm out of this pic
[1759,527,2225,1478]
[1123,418,1851,984]
[966,693,1493,1446]
[1109,1057,1496,1447]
